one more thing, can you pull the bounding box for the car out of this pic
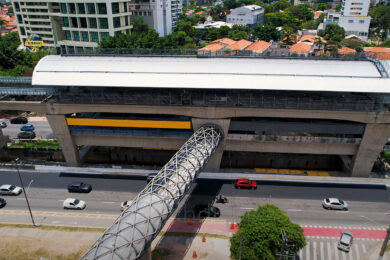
[63,198,86,210]
[322,198,348,211]
[193,204,220,217]
[121,200,133,211]
[0,184,22,195]
[67,182,92,193]
[146,173,158,183]
[338,231,353,252]
[234,178,257,189]
[20,124,35,131]
[17,131,36,139]
[0,198,6,208]
[10,117,28,124]
[0,122,7,128]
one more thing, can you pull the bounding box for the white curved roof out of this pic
[32,55,390,93]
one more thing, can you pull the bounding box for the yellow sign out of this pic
[25,40,44,47]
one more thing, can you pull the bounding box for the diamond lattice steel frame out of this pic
[81,124,223,260]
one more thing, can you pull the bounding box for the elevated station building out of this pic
[1,55,390,177]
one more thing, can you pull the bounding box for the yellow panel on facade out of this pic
[66,118,192,129]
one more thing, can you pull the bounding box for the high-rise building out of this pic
[12,0,133,52]
[128,0,182,36]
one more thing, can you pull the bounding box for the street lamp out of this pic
[15,158,36,226]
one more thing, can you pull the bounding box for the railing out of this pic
[228,134,361,144]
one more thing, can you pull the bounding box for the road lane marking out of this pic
[16,198,25,200]
[362,244,366,253]
[239,207,254,210]
[354,243,359,259]
[287,209,302,212]
[327,241,331,260]
[305,242,310,259]
[313,241,317,260]
[103,202,116,204]
[320,241,324,260]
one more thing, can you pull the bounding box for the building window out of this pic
[81,31,89,41]
[61,3,67,13]
[20,26,26,35]
[124,3,127,12]
[100,32,109,39]
[348,20,353,23]
[87,3,95,14]
[99,18,109,29]
[359,20,364,24]
[69,3,76,14]
[125,17,129,26]
[112,3,119,14]
[97,3,107,14]
[91,31,99,42]
[113,17,121,28]
[71,17,78,27]
[65,30,71,40]
[63,17,69,27]
[80,17,87,28]
[14,2,20,12]
[89,18,97,28]
[77,3,85,14]
[73,31,80,41]
[17,15,23,23]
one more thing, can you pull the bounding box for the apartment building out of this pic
[321,0,371,41]
[128,0,182,36]
[12,0,133,52]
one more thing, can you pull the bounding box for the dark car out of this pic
[67,182,92,193]
[193,204,220,217]
[146,173,158,183]
[10,117,28,124]
[0,198,6,208]
[17,131,36,139]
[20,124,35,131]
[0,122,7,128]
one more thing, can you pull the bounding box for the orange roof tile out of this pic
[211,38,236,46]
[314,11,323,19]
[282,34,299,43]
[195,11,206,15]
[199,43,225,53]
[337,47,356,55]
[245,40,271,51]
[299,34,316,43]
[364,47,390,53]
[227,39,252,50]
[289,43,312,53]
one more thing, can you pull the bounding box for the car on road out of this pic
[63,198,86,210]
[10,117,28,124]
[0,184,22,195]
[146,173,157,183]
[20,124,35,131]
[0,198,6,208]
[234,178,257,189]
[0,122,7,128]
[322,198,348,210]
[17,131,36,139]
[67,182,92,193]
[121,200,133,211]
[337,231,353,252]
[193,204,220,217]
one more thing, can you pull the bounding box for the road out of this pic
[0,170,389,229]
[1,118,53,140]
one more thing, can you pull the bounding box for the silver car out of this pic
[338,231,353,252]
[0,184,22,195]
[322,198,348,210]
[63,198,86,210]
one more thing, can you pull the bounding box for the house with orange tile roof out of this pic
[198,43,226,56]
[245,40,271,54]
[289,42,313,57]
[337,47,357,56]
[364,47,390,60]
[211,38,236,46]
[227,39,252,51]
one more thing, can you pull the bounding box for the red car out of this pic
[234,178,257,189]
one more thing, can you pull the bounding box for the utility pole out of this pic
[277,230,296,260]
[378,224,390,260]
[15,158,36,226]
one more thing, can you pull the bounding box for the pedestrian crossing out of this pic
[298,238,376,260]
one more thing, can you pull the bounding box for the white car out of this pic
[0,184,22,195]
[322,198,348,210]
[63,198,86,210]
[338,231,353,252]
[121,200,133,211]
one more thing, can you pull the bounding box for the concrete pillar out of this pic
[351,123,390,177]
[0,128,9,149]
[191,118,230,172]
[46,114,80,166]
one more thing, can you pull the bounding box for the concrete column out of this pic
[351,123,390,177]
[0,128,9,149]
[191,118,230,172]
[46,114,80,166]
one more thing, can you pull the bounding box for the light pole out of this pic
[15,158,36,226]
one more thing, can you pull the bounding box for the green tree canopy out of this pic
[287,4,314,22]
[230,204,306,260]
[318,24,345,43]
[369,4,390,40]
[251,24,279,41]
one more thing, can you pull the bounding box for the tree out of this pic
[369,4,390,40]
[287,4,314,22]
[251,24,279,41]
[131,17,149,34]
[319,24,345,44]
[315,3,328,11]
[382,39,390,47]
[230,204,306,260]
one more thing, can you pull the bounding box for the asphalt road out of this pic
[0,170,389,229]
[1,119,53,140]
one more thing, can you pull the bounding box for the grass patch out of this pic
[0,223,105,233]
[8,140,60,150]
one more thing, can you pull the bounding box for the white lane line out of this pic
[240,207,254,210]
[334,244,339,260]
[52,221,61,224]
[287,209,302,212]
[320,241,324,260]
[354,244,360,259]
[341,250,347,260]
[16,198,25,200]
[298,249,303,259]
[313,241,317,260]
[306,242,310,259]
[326,241,331,260]
[362,244,367,253]
[103,202,116,204]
